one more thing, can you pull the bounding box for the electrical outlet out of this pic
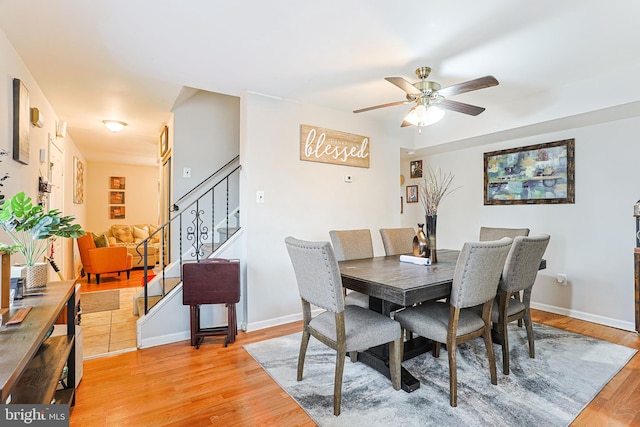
[556,273,567,285]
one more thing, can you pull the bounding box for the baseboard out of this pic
[246,303,636,335]
[531,302,636,332]
[138,330,191,349]
[245,308,323,332]
[139,300,637,347]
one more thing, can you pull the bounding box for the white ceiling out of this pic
[1,0,639,165]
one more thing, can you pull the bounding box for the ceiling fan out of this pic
[353,66,498,129]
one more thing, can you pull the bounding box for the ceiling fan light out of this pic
[404,105,445,127]
[103,120,127,133]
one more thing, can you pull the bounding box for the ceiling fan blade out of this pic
[438,99,486,116]
[437,75,498,97]
[385,77,422,95]
[353,100,408,113]
[400,120,413,127]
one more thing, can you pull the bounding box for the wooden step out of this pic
[135,296,162,316]
[135,277,182,316]
[217,227,239,239]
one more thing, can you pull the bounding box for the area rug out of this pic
[81,289,120,314]
[244,323,636,426]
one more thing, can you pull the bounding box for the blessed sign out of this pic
[300,125,370,168]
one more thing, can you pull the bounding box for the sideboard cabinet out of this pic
[0,280,77,405]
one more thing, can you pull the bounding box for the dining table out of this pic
[339,249,546,393]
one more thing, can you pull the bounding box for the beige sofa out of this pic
[103,224,162,268]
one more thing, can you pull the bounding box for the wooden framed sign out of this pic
[300,125,369,168]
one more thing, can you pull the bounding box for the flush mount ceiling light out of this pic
[103,120,127,133]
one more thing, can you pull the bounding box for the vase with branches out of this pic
[417,165,460,263]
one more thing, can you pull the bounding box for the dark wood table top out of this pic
[0,280,75,402]
[339,250,547,308]
[339,249,460,307]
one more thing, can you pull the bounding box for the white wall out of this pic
[172,90,240,201]
[240,93,411,330]
[402,116,640,331]
[85,162,159,233]
[0,26,86,279]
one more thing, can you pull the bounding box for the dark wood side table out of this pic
[182,259,240,348]
[0,280,77,405]
[635,249,640,333]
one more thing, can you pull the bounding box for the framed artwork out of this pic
[109,191,125,204]
[110,176,126,189]
[159,125,169,158]
[73,156,84,204]
[484,139,575,205]
[12,79,30,165]
[410,160,422,178]
[110,206,126,219]
[406,185,418,203]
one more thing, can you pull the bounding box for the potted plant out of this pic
[0,192,85,288]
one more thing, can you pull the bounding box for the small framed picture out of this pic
[410,160,423,178]
[110,206,126,219]
[110,176,126,189]
[109,191,125,205]
[159,125,169,158]
[406,185,418,203]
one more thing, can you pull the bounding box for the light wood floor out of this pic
[69,309,640,426]
[77,269,146,358]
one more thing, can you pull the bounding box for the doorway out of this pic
[48,136,64,282]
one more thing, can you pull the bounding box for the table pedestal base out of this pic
[357,336,433,393]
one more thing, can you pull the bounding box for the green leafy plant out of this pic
[0,192,85,266]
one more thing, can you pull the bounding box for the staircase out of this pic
[132,156,241,318]
[134,277,181,314]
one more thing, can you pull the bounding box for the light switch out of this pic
[256,191,265,203]
[183,167,191,178]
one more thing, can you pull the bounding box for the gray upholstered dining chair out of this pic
[479,226,530,326]
[394,238,513,407]
[284,237,402,416]
[479,226,530,241]
[379,227,416,255]
[492,234,550,375]
[329,229,373,309]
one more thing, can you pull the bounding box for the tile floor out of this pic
[80,287,139,359]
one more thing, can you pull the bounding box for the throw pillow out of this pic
[92,233,109,248]
[111,225,134,243]
[133,225,149,240]
[149,225,160,243]
[107,236,117,246]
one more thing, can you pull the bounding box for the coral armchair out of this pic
[76,233,133,284]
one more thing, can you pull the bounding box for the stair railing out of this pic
[135,156,241,315]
